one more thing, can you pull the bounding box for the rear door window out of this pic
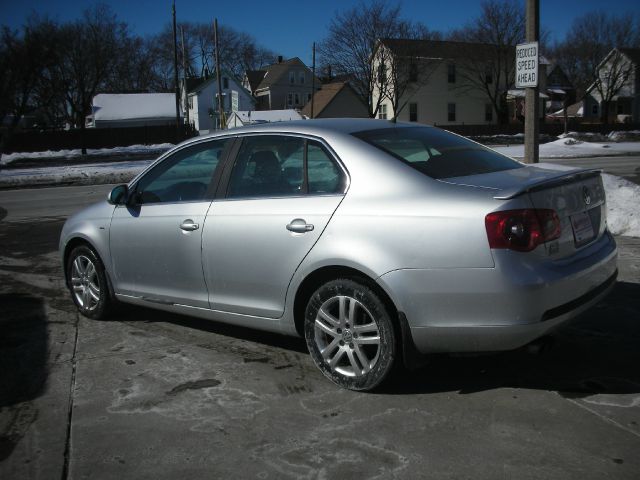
[226,135,346,198]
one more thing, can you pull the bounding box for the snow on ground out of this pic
[493,138,640,158]
[0,143,173,166]
[0,160,154,188]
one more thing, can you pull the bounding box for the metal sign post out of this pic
[520,0,539,164]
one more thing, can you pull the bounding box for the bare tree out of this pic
[149,22,275,84]
[549,11,640,123]
[448,0,525,124]
[0,21,55,163]
[318,0,438,118]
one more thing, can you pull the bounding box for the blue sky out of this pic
[2,0,639,65]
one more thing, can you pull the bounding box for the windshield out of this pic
[353,126,523,179]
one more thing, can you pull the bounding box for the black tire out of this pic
[304,278,397,391]
[66,244,112,320]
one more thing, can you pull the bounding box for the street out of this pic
[1,185,639,479]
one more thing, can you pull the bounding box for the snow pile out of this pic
[601,173,640,237]
[1,143,173,166]
[608,130,640,142]
[0,160,153,188]
[494,139,640,158]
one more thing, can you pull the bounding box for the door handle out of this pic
[286,218,314,233]
[180,219,199,231]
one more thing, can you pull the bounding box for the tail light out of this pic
[485,209,561,252]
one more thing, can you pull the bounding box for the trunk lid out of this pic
[440,164,607,258]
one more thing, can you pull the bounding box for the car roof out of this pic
[194,118,428,143]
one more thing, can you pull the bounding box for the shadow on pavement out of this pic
[114,281,640,397]
[384,281,640,396]
[0,206,7,222]
[0,293,49,461]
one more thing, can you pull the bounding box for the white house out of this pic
[184,72,255,133]
[226,109,303,129]
[87,93,180,128]
[582,48,640,123]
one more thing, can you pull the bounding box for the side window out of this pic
[226,136,346,199]
[308,141,344,194]
[227,135,304,198]
[135,139,230,204]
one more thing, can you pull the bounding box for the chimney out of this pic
[277,55,283,64]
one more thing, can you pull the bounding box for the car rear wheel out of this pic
[67,245,111,319]
[304,278,397,391]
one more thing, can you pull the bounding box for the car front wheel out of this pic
[304,278,397,390]
[66,245,111,319]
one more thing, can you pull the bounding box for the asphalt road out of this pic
[544,155,640,185]
[1,186,639,479]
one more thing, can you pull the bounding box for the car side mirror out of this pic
[107,184,129,205]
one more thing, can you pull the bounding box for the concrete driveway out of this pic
[1,186,639,479]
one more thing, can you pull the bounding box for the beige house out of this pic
[243,57,322,111]
[372,39,526,125]
[301,82,369,118]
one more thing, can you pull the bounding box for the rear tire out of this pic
[304,278,397,391]
[66,245,112,320]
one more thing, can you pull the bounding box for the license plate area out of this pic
[570,210,596,247]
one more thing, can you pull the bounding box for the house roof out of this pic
[245,70,266,92]
[229,109,303,125]
[254,57,319,91]
[378,38,512,61]
[300,82,363,118]
[619,47,640,65]
[92,93,178,121]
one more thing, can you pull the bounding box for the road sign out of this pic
[231,90,239,112]
[515,41,538,88]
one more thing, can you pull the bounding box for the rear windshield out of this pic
[353,126,523,179]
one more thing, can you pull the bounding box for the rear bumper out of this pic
[377,231,618,353]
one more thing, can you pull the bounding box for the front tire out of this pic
[66,245,112,319]
[304,278,397,391]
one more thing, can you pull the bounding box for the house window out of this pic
[294,93,300,105]
[448,64,456,83]
[617,102,624,114]
[377,63,386,85]
[448,102,456,122]
[485,103,493,122]
[223,77,229,89]
[409,63,418,82]
[485,69,493,84]
[409,103,418,122]
[591,104,598,115]
[287,93,293,106]
[378,104,388,120]
[289,72,295,84]
[299,72,305,84]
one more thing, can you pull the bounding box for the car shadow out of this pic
[0,293,49,461]
[116,304,309,354]
[113,281,640,397]
[383,281,640,396]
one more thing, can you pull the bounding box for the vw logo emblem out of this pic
[582,186,592,206]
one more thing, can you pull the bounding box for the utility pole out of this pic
[214,19,225,130]
[311,42,316,119]
[172,1,180,135]
[180,25,190,128]
[524,0,539,163]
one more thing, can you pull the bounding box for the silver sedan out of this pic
[60,119,617,390]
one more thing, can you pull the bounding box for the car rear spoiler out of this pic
[493,168,602,200]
